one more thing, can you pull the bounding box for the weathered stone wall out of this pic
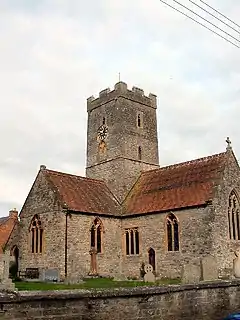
[86,82,159,202]
[211,150,240,278]
[1,281,240,319]
[87,158,158,206]
[0,254,4,280]
[8,169,66,280]
[121,206,214,279]
[66,213,122,278]
[8,150,240,283]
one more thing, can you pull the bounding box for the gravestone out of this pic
[201,256,218,281]
[182,263,201,284]
[144,264,155,283]
[0,251,15,291]
[233,250,240,278]
[42,269,59,282]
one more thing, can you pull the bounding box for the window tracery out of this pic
[30,215,43,254]
[90,218,103,253]
[166,213,179,251]
[228,191,240,240]
[125,228,139,255]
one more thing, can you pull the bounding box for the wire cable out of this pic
[171,0,240,44]
[188,0,240,35]
[159,0,240,48]
[199,0,240,29]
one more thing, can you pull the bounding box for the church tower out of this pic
[86,81,159,202]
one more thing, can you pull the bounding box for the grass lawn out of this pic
[14,277,181,291]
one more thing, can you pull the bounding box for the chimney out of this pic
[9,208,18,220]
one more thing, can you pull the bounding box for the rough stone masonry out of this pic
[1,280,240,319]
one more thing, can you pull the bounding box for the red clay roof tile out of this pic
[123,152,227,215]
[0,216,18,253]
[44,170,120,215]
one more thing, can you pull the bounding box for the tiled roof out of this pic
[123,152,227,215]
[0,216,18,253]
[44,169,120,215]
[0,217,8,225]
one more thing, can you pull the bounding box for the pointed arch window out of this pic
[228,191,240,240]
[125,228,140,255]
[30,215,43,254]
[166,213,179,251]
[90,218,103,253]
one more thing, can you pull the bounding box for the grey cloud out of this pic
[0,0,240,216]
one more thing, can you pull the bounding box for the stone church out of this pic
[8,81,240,281]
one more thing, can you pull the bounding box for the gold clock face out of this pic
[97,124,108,141]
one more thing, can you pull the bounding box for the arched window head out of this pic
[90,218,103,253]
[30,215,43,254]
[166,213,179,252]
[228,190,240,240]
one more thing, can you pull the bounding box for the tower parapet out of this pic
[87,81,157,112]
[86,81,159,202]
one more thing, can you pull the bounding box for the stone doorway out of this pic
[148,248,156,271]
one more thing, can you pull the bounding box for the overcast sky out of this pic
[0,0,240,217]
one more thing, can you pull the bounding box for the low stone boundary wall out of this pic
[1,280,240,319]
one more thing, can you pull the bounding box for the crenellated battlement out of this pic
[87,81,157,112]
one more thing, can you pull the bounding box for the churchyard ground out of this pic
[14,277,180,291]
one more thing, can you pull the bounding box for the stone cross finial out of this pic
[226,137,232,151]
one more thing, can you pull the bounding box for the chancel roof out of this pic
[123,152,227,215]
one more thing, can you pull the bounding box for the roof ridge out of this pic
[141,151,227,176]
[45,169,105,184]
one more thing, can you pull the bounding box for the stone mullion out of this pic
[38,227,41,253]
[94,226,97,251]
[232,207,238,240]
[171,223,174,251]
[36,227,38,254]
[236,208,240,240]
[31,229,34,253]
[235,210,238,240]
[228,209,232,239]
[128,230,131,255]
[133,229,136,255]
[34,228,37,253]
[97,225,102,253]
[125,231,128,255]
